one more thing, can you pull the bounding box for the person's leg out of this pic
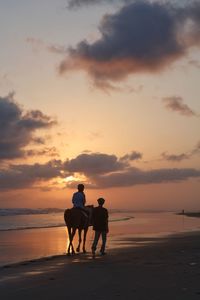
[91,231,101,255]
[100,231,107,254]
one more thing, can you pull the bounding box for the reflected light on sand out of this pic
[24,271,44,276]
[54,262,65,266]
[66,237,70,253]
[0,275,19,283]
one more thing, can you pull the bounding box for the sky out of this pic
[0,0,200,211]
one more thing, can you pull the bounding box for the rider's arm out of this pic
[72,193,76,206]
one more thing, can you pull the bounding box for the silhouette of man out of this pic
[91,198,109,257]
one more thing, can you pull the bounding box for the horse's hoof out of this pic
[76,248,80,253]
[67,252,71,256]
[83,250,87,254]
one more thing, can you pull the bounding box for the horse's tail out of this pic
[64,209,70,225]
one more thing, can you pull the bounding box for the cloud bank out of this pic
[64,153,127,175]
[0,160,64,190]
[120,151,143,161]
[92,167,200,188]
[1,151,199,191]
[59,1,200,88]
[0,94,56,160]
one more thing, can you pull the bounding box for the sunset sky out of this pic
[0,0,200,210]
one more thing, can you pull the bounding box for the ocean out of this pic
[1,209,200,267]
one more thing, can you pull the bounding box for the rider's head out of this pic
[77,184,84,192]
[97,198,105,206]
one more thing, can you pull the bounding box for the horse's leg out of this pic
[67,226,72,255]
[67,227,75,255]
[67,226,76,255]
[82,227,88,253]
[70,227,76,255]
[76,229,82,252]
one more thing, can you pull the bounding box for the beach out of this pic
[1,211,200,266]
[1,231,200,300]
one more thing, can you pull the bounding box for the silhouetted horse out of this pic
[64,206,93,255]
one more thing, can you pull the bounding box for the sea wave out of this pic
[0,208,135,217]
[0,224,65,231]
[0,208,64,217]
[0,216,134,231]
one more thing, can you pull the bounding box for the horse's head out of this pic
[85,205,94,226]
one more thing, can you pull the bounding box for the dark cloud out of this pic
[26,147,59,157]
[91,167,200,188]
[0,160,63,190]
[162,152,190,162]
[64,152,127,175]
[0,94,56,160]
[59,1,200,88]
[162,140,200,162]
[162,96,197,117]
[32,137,46,145]
[120,151,143,161]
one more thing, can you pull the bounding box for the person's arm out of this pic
[83,192,86,205]
[105,208,108,219]
[105,208,109,233]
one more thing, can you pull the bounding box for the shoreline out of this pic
[1,210,200,268]
[1,230,200,299]
[0,229,200,271]
[1,228,199,269]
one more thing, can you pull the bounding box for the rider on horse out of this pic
[64,184,91,254]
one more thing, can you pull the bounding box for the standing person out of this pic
[72,184,86,209]
[91,198,109,257]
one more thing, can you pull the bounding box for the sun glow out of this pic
[63,173,88,184]
[64,175,78,183]
[56,175,85,188]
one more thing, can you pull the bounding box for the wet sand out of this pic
[1,231,200,300]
